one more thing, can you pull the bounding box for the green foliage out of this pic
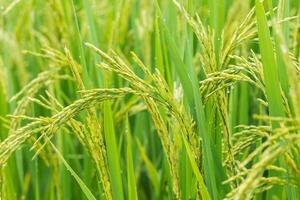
[1,0,300,200]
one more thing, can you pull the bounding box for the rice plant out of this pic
[1,0,300,199]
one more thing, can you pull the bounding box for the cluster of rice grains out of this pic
[1,0,300,199]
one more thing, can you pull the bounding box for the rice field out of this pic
[1,0,300,199]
